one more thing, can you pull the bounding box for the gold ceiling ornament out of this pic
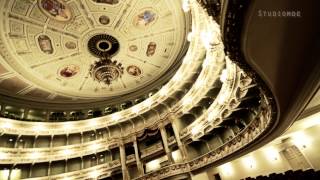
[88,34,123,85]
[89,57,124,86]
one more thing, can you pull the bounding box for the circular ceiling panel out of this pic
[0,0,188,103]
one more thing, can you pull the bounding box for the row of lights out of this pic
[0,142,102,160]
[219,131,313,177]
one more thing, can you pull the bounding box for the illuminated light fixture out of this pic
[191,125,201,136]
[172,150,182,162]
[0,170,10,180]
[172,72,183,82]
[195,79,205,89]
[0,152,7,159]
[89,143,101,151]
[219,162,234,176]
[1,122,13,129]
[147,159,161,171]
[187,32,194,42]
[63,122,73,130]
[201,31,212,50]
[217,93,228,105]
[89,170,100,178]
[89,58,124,86]
[202,56,211,68]
[263,147,279,162]
[160,86,169,96]
[242,156,256,169]
[182,0,190,12]
[89,119,99,127]
[131,105,140,114]
[62,149,73,156]
[29,152,40,159]
[201,30,220,50]
[220,69,228,83]
[183,97,192,106]
[144,98,153,107]
[291,131,312,149]
[33,124,45,132]
[112,113,121,121]
[207,110,218,122]
[88,34,123,86]
[302,112,320,129]
[62,177,72,180]
[182,57,192,65]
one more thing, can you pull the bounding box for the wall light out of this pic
[195,79,205,89]
[146,159,161,172]
[112,113,121,121]
[172,150,182,163]
[187,32,194,42]
[263,147,279,162]
[291,131,312,149]
[0,152,7,159]
[191,125,201,136]
[63,123,73,130]
[89,143,100,151]
[182,0,190,12]
[160,86,169,96]
[172,72,183,82]
[29,152,40,159]
[1,122,12,129]
[33,124,45,132]
[207,109,218,122]
[144,98,153,107]
[90,119,98,126]
[89,170,100,179]
[219,162,234,176]
[220,69,228,83]
[217,93,228,105]
[131,105,140,114]
[62,149,73,156]
[183,97,192,106]
[242,155,256,169]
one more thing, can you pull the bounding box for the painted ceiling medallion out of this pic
[146,42,157,57]
[65,41,77,49]
[38,35,54,54]
[134,10,157,27]
[129,45,138,52]
[38,0,73,22]
[99,15,110,25]
[59,64,80,78]
[89,58,124,85]
[127,65,142,77]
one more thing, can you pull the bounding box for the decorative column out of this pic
[0,104,5,115]
[133,138,144,176]
[159,124,173,163]
[171,120,188,161]
[119,143,130,180]
[22,108,29,119]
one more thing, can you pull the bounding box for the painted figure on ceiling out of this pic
[40,0,72,21]
[134,10,156,27]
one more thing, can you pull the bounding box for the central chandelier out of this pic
[89,57,124,85]
[88,34,123,85]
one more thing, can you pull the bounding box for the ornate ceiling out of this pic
[0,0,188,103]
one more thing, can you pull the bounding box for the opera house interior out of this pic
[0,0,320,180]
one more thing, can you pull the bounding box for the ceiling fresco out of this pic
[0,0,187,103]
